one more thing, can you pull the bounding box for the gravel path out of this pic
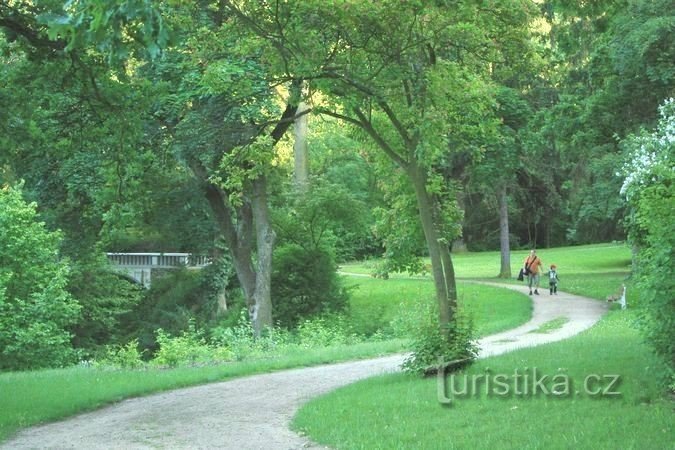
[2,283,608,450]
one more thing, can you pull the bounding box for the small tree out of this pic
[620,98,674,388]
[0,184,81,370]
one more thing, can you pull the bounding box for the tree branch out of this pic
[353,107,409,169]
[268,80,302,144]
[376,99,412,147]
[0,10,66,52]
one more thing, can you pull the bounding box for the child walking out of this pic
[548,264,560,295]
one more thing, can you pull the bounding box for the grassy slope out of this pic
[293,311,673,450]
[345,277,532,337]
[294,244,675,449]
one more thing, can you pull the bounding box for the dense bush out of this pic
[271,243,349,328]
[620,99,675,389]
[0,184,81,370]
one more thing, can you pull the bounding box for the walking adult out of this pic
[523,249,544,295]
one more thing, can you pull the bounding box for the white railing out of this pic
[106,252,211,268]
[106,253,211,288]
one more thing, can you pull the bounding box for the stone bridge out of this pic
[106,253,210,288]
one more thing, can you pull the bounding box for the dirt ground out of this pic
[1,283,608,449]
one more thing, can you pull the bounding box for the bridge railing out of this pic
[106,253,211,268]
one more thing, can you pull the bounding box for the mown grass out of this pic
[345,277,532,337]
[292,310,674,450]
[342,242,632,279]
[293,244,673,449]
[528,316,569,334]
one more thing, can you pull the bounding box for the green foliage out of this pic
[120,254,234,355]
[271,243,349,329]
[95,339,145,370]
[402,301,478,375]
[41,0,170,63]
[620,99,675,387]
[68,258,144,351]
[0,184,81,370]
[296,316,357,348]
[274,179,377,262]
[214,135,277,207]
[526,0,675,246]
[371,167,429,271]
[209,311,261,361]
[152,321,232,368]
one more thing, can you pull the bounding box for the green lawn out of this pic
[342,242,632,279]
[345,277,532,337]
[292,310,674,450]
[292,244,673,449]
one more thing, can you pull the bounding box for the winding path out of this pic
[2,283,608,449]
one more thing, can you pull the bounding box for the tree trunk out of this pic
[200,181,257,314]
[498,184,511,278]
[293,101,310,191]
[250,176,275,335]
[408,164,457,332]
[186,92,300,337]
[200,177,274,336]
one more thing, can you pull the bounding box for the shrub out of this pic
[402,301,478,375]
[272,244,349,328]
[152,322,224,367]
[125,257,235,354]
[210,311,261,361]
[296,316,355,348]
[96,339,145,369]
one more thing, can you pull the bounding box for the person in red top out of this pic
[523,249,544,295]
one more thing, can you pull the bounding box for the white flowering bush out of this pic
[620,98,674,202]
[619,98,674,389]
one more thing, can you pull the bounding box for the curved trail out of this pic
[2,283,608,449]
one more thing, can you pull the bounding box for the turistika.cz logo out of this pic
[437,367,621,405]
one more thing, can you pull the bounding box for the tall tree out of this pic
[26,0,316,335]
[293,101,311,191]
[223,0,536,336]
